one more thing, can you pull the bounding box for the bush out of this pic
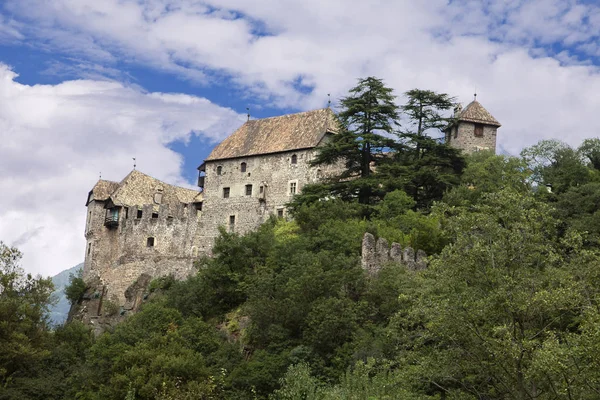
[64,271,87,304]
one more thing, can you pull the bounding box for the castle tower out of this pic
[445,98,501,154]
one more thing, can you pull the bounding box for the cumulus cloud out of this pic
[3,0,600,274]
[2,1,600,150]
[0,64,244,277]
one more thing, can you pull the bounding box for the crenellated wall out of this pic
[361,232,428,275]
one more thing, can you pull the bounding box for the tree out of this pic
[397,191,590,398]
[443,151,531,206]
[401,89,456,137]
[310,76,400,206]
[0,242,54,390]
[65,268,87,305]
[578,138,600,170]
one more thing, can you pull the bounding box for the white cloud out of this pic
[0,64,244,277]
[3,0,600,274]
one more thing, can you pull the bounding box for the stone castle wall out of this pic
[361,232,427,275]
[448,122,497,153]
[201,148,344,238]
[83,201,202,305]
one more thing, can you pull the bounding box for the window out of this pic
[137,209,143,218]
[245,184,253,196]
[474,124,484,137]
[289,181,297,195]
[124,207,129,219]
[223,187,230,198]
[259,185,264,194]
[229,215,235,232]
[146,237,155,247]
[291,154,297,164]
[277,208,284,218]
[87,242,92,255]
[152,212,159,219]
[240,162,247,172]
[216,165,222,175]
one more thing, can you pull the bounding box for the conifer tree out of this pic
[401,89,456,137]
[310,76,399,205]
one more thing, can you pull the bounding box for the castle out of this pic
[82,101,500,315]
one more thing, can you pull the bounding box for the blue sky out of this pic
[1,0,600,276]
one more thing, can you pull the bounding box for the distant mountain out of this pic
[48,263,83,326]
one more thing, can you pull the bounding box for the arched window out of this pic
[240,162,247,172]
[216,165,222,175]
[291,154,297,165]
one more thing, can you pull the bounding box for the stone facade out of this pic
[83,170,203,307]
[201,147,342,237]
[445,122,497,153]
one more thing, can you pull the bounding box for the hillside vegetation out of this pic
[4,79,600,399]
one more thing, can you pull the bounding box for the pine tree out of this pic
[310,76,399,206]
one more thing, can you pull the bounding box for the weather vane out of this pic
[133,157,136,170]
[246,107,250,121]
[474,90,477,101]
[327,93,331,108]
[99,172,102,180]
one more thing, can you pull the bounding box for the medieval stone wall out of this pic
[361,232,427,275]
[449,122,497,153]
[201,148,344,239]
[83,201,202,305]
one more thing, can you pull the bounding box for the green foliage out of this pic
[148,274,176,293]
[299,80,465,212]
[309,76,400,206]
[102,300,119,316]
[0,242,54,390]
[64,268,87,304]
[401,88,456,137]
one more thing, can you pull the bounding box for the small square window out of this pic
[152,212,159,219]
[289,182,297,195]
[146,237,155,247]
[223,187,230,198]
[277,209,284,218]
[137,209,143,218]
[245,184,253,196]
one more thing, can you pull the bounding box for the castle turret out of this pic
[445,97,501,154]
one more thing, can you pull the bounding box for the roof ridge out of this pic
[249,107,331,122]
